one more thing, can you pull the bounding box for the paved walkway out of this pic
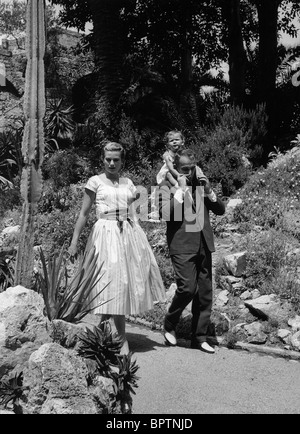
[127,323,300,414]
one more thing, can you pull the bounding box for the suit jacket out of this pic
[158,181,225,255]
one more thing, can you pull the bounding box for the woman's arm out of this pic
[68,188,95,257]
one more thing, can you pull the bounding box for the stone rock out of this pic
[251,289,261,299]
[214,290,229,308]
[49,319,84,349]
[244,294,293,322]
[277,329,291,344]
[223,251,247,277]
[89,375,120,414]
[20,343,102,414]
[226,198,243,210]
[210,311,231,336]
[219,275,243,293]
[240,290,252,300]
[290,331,300,351]
[0,286,51,378]
[288,315,300,332]
[243,322,268,344]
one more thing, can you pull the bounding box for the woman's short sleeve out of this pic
[85,176,99,193]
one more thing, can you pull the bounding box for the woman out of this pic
[68,141,166,354]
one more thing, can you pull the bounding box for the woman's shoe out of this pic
[164,330,177,346]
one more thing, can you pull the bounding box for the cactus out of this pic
[14,0,46,287]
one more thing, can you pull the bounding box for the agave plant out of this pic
[0,371,24,413]
[77,321,123,375]
[35,245,110,323]
[110,352,140,414]
[44,98,76,141]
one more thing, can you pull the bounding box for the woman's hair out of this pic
[174,148,196,167]
[101,141,126,160]
[164,130,185,144]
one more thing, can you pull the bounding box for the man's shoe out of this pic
[164,330,177,346]
[191,340,215,354]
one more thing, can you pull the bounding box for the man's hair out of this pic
[101,141,126,160]
[174,149,196,167]
[164,130,185,144]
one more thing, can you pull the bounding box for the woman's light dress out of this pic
[84,174,166,315]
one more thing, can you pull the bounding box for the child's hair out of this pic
[101,141,126,160]
[164,130,185,145]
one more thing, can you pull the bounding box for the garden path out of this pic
[128,322,300,415]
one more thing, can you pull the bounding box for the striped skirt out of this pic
[83,218,166,315]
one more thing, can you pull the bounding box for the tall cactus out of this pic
[14,0,46,287]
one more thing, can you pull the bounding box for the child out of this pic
[149,130,205,220]
[156,130,205,187]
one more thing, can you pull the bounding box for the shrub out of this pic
[195,125,251,196]
[42,149,93,190]
[35,206,95,256]
[278,210,300,241]
[231,147,300,227]
[139,221,175,288]
[0,183,22,218]
[235,229,300,307]
[38,181,85,213]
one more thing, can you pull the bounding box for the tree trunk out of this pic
[179,0,200,129]
[254,0,281,160]
[255,0,280,103]
[14,0,46,287]
[222,0,247,105]
[87,0,126,136]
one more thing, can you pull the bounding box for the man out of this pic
[158,149,225,354]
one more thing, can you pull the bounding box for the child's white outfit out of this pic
[149,150,205,220]
[156,150,176,186]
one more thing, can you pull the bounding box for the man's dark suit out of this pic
[158,180,225,344]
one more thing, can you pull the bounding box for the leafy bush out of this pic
[35,201,95,256]
[0,182,22,218]
[235,229,300,307]
[38,181,85,213]
[232,147,300,227]
[177,103,269,196]
[278,210,300,241]
[195,125,252,196]
[139,221,175,288]
[42,149,93,190]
